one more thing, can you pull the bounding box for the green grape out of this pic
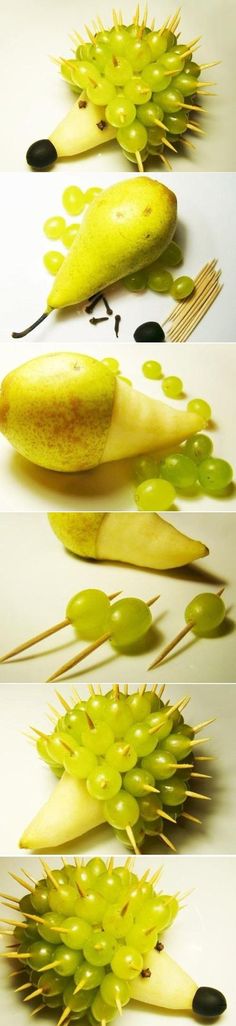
[121,145,149,164]
[162,376,183,398]
[157,87,185,112]
[148,31,168,59]
[43,251,65,275]
[158,240,183,267]
[106,95,136,127]
[74,962,105,990]
[185,60,201,78]
[96,872,122,904]
[84,930,117,966]
[87,78,116,105]
[38,913,64,944]
[104,56,132,85]
[117,119,148,151]
[127,881,154,914]
[123,767,155,797]
[87,858,106,880]
[43,216,66,240]
[135,478,176,511]
[125,38,151,71]
[92,992,116,1022]
[126,923,158,953]
[62,186,85,216]
[63,981,95,1012]
[161,51,185,71]
[104,698,133,738]
[103,904,133,939]
[84,187,102,202]
[139,792,162,823]
[49,885,77,917]
[146,710,173,740]
[198,457,233,493]
[61,224,80,248]
[187,398,212,421]
[133,455,161,483]
[66,588,111,640]
[147,268,173,292]
[38,970,65,996]
[73,893,107,928]
[142,750,177,780]
[171,275,195,300]
[159,778,187,806]
[115,820,145,851]
[125,722,159,758]
[142,65,171,91]
[104,791,139,829]
[164,111,188,133]
[123,268,148,291]
[128,692,151,720]
[101,972,131,1006]
[101,357,120,373]
[160,453,198,489]
[46,733,76,766]
[111,945,143,980]
[109,26,129,56]
[64,706,88,736]
[185,591,226,634]
[142,359,162,379]
[81,722,114,755]
[71,61,101,89]
[77,43,94,61]
[147,126,163,146]
[174,72,198,95]
[137,101,164,126]
[162,733,192,759]
[124,76,151,104]
[60,918,91,950]
[183,434,213,463]
[106,741,137,772]
[87,763,121,800]
[92,42,112,69]
[138,896,172,930]
[61,61,78,85]
[110,597,152,647]
[31,886,50,914]
[27,942,55,971]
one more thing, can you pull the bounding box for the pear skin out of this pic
[131,947,197,1010]
[20,772,105,851]
[48,512,209,569]
[50,94,116,157]
[0,352,203,472]
[47,177,177,310]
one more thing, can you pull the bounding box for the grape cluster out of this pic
[4,859,179,1024]
[59,15,209,170]
[37,687,200,852]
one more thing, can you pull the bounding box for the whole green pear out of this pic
[47,176,177,310]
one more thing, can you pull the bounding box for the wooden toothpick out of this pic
[0,591,121,664]
[148,588,225,670]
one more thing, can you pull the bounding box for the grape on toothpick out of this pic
[148,587,225,669]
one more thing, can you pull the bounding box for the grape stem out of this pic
[147,587,225,670]
[12,311,50,339]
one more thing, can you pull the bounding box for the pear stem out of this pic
[12,311,50,339]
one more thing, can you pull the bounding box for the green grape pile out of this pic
[58,7,218,170]
[35,686,211,853]
[0,858,179,1026]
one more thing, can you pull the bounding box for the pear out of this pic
[0,351,204,473]
[20,773,105,851]
[131,947,197,1011]
[27,94,116,169]
[12,177,177,338]
[48,512,209,569]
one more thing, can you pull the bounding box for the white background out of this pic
[0,683,235,856]
[0,513,235,684]
[0,0,235,172]
[0,856,235,1023]
[0,173,236,343]
[0,343,235,512]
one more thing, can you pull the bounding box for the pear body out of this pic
[0,352,115,472]
[48,512,208,569]
[50,94,116,156]
[47,176,177,309]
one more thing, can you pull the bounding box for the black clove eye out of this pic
[192,986,227,1018]
[26,139,58,169]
